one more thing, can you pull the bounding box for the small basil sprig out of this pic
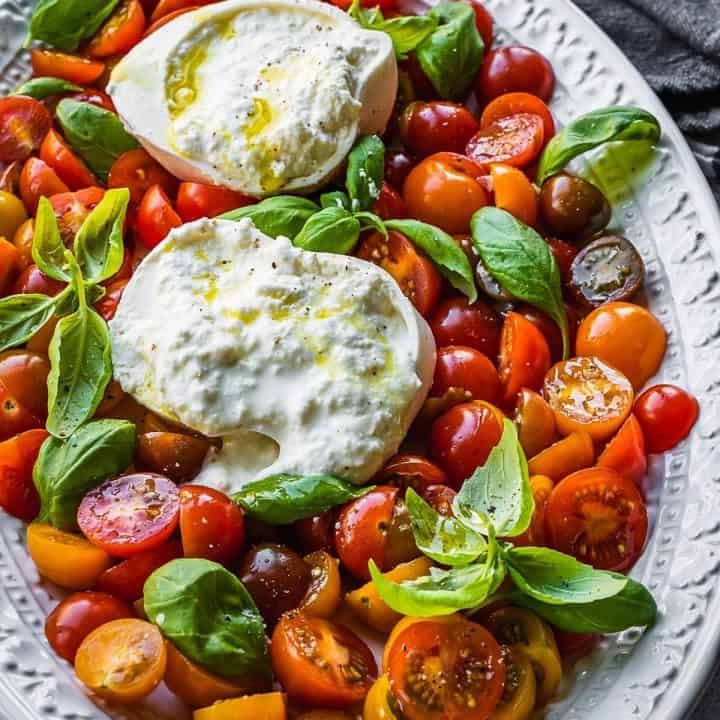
[13,77,82,100]
[294,207,361,254]
[471,207,569,357]
[537,106,661,185]
[233,474,373,525]
[27,0,120,51]
[220,196,320,240]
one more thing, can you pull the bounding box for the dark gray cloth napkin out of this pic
[573,0,720,201]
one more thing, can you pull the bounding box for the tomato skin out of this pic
[0,351,50,439]
[385,151,415,190]
[373,181,407,220]
[432,345,501,404]
[108,149,178,205]
[0,429,48,521]
[0,235,21,293]
[0,97,52,163]
[462,0,493,49]
[527,431,594,481]
[490,163,538,226]
[554,630,599,659]
[376,454,449,495]
[598,414,647,484]
[12,265,64,298]
[39,129,98,191]
[20,158,70,214]
[88,0,146,58]
[634,384,699,454]
[476,46,555,102]
[546,237,577,284]
[143,5,198,34]
[481,92,555,142]
[11,218,34,271]
[45,591,134,662]
[514,388,556,459]
[31,50,105,85]
[71,88,115,112]
[49,186,105,244]
[518,302,578,364]
[513,474,554,547]
[466,113,545,171]
[95,277,128,321]
[399,101,480,157]
[293,510,336,555]
[176,182,254,222]
[193,693,287,719]
[137,184,182,249]
[136,431,210,482]
[150,0,219,21]
[429,297,501,359]
[422,484,457,516]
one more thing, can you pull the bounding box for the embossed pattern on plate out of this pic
[1,0,719,718]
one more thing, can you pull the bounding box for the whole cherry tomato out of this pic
[463,0,493,49]
[39,129,98,191]
[95,277,128,321]
[476,46,555,102]
[0,351,50,440]
[373,181,407,220]
[399,101,479,157]
[0,428,47,521]
[634,384,699,453]
[70,88,116,112]
[87,0,146,58]
[12,265,64,296]
[431,345,501,404]
[137,183,182,248]
[136,431,211,482]
[108,149,178,205]
[20,158,69,214]
[429,297,501,358]
[293,510,336,555]
[49,187,105,244]
[597,414,647,484]
[0,97,52,163]
[176,182,254,222]
[465,113,545,171]
[385,150,415,189]
[375,454,449,495]
[31,50,105,85]
[481,92,555,142]
[490,163,538,226]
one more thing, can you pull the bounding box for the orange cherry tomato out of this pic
[27,523,113,589]
[465,114,545,171]
[575,302,667,389]
[364,675,400,720]
[75,618,167,702]
[151,0,216,21]
[499,312,552,407]
[0,97,52,163]
[95,277,128,321]
[39,129,98,191]
[0,350,50,440]
[431,345,501,404]
[31,50,105,85]
[399,101,479,157]
[429,297,501,358]
[271,612,377,708]
[476,46,555,103]
[108,148,179,205]
[88,0,146,58]
[193,692,287,720]
[403,152,489,234]
[375,454,449,495]
[11,218,34,271]
[0,237,21,293]
[543,356,634,441]
[20,158,69,214]
[513,474,554,546]
[480,92,555,143]
[545,466,648,571]
[490,163,538,226]
[176,182,254,221]
[373,181,407,220]
[597,414,647,484]
[143,5,199,34]
[137,183,182,249]
[301,550,342,618]
[49,187,105,244]
[0,428,47,521]
[526,431,595,481]
[356,231,442,317]
[514,388,555,458]
[634,384,699,454]
[136,431,211,482]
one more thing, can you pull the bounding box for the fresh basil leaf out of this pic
[471,207,569,357]
[416,1,483,100]
[320,191,351,211]
[13,77,82,99]
[56,99,139,181]
[453,419,534,538]
[0,293,63,352]
[27,0,120,51]
[144,558,270,680]
[220,196,319,240]
[513,577,657,633]
[346,135,385,212]
[354,211,388,238]
[234,474,373,525]
[33,197,70,281]
[507,546,628,605]
[537,106,661,185]
[406,488,485,567]
[74,188,129,283]
[34,419,135,529]
[385,218,477,302]
[293,206,361,254]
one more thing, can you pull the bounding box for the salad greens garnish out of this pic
[12,77,82,100]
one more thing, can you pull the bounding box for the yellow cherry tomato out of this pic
[0,190,28,240]
[301,550,341,618]
[193,692,287,720]
[364,675,400,720]
[490,646,536,720]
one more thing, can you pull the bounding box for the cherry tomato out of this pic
[476,46,555,102]
[176,182,254,222]
[12,264,65,296]
[108,148,178,205]
[465,114,545,171]
[143,5,199,34]
[11,218,34,271]
[0,351,50,439]
[136,431,210,482]
[137,184,182,249]
[45,591,133,662]
[0,160,22,194]
[422,484,457,516]
[0,428,47,521]
[432,345,501,404]
[481,92,555,143]
[31,50,105,85]
[490,163,538,226]
[375,454,449,495]
[526,431,594,481]
[385,150,414,190]
[356,231,441,316]
[373,181,407,220]
[554,630,599,660]
[539,173,610,240]
[150,0,218,21]
[293,510,336,555]
[399,101,479,157]
[430,401,504,486]
[463,0,493,49]
[71,88,116,112]
[492,645,536,720]
[95,277,128,321]
[75,618,167,702]
[77,473,181,558]
[597,414,647,484]
[272,612,377,708]
[517,303,578,364]
[387,616,505,720]
[7,213,30,270]
[88,0,146,58]
[39,129,98,191]
[514,388,556,458]
[513,474,554,547]
[403,152,488,234]
[20,158,69,214]
[546,237,577,284]
[543,356,634,441]
[301,550,342,618]
[429,297,501,358]
[49,186,105,244]
[0,236,21,293]
[634,384,699,454]
[0,97,52,163]
[546,466,648,571]
[193,693,287,720]
[364,675,401,720]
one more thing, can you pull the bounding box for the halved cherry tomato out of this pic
[271,612,377,708]
[514,388,555,458]
[97,539,182,601]
[176,181,253,221]
[429,297,501,358]
[0,160,22,194]
[193,692,287,720]
[432,345,501,404]
[137,183,182,249]
[356,231,441,316]
[403,152,488,234]
[364,675,401,720]
[75,618,167,702]
[476,46,555,102]
[526,431,594,480]
[0,237,21,293]
[499,312,551,407]
[0,350,50,440]
[598,414,647,484]
[27,523,113,589]
[301,550,342,618]
[20,158,69,214]
[0,428,47,521]
[179,484,245,565]
[88,0,146,58]
[143,5,199,34]
[45,591,134,662]
[492,645,536,720]
[373,181,407,220]
[430,400,504,486]
[136,431,211,482]
[399,101,480,157]
[0,97,52,163]
[466,114,545,171]
[481,92,555,143]
[71,88,115,112]
[387,616,505,720]
[31,50,105,85]
[490,163,538,226]
[77,473,181,558]
[422,484,457,516]
[12,218,34,271]
[95,277,128,321]
[12,264,65,296]
[634,384,699,454]
[49,187,105,244]
[0,190,28,240]
[545,466,648,571]
[39,129,98,191]
[375,454,449,495]
[543,356,634,441]
[513,474,554,547]
[151,0,216,21]
[108,148,178,205]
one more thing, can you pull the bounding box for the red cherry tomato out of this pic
[373,181,407,220]
[49,187,105,244]
[432,345,501,404]
[20,158,69,214]
[87,0,146,58]
[0,351,50,440]
[422,484,457,516]
[597,414,647,484]
[634,384,699,454]
[399,101,480,157]
[108,149,178,205]
[77,473,180,558]
[176,182,254,222]
[0,428,48,521]
[95,278,128,321]
[45,591,133,662]
[384,151,415,190]
[476,46,555,102]
[480,92,555,143]
[546,237,577,284]
[375,454,449,495]
[39,129,98,191]
[179,485,245,565]
[429,297,501,359]
[137,184,182,249]
[31,50,105,85]
[545,466,648,572]
[71,89,116,112]
[462,0,493,49]
[517,303,578,364]
[0,97,52,163]
[430,401,504,486]
[12,265,65,296]
[554,630,599,659]
[466,113,545,171]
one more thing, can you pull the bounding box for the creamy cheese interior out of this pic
[110,219,435,489]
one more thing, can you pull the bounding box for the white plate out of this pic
[1,0,720,718]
